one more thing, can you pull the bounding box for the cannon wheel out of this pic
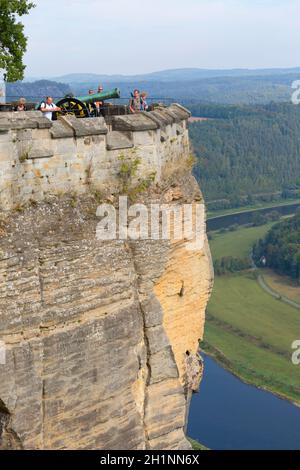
[56,97,90,118]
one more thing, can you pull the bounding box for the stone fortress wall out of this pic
[0,104,191,210]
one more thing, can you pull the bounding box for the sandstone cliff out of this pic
[0,107,213,450]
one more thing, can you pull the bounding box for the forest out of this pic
[9,67,300,106]
[6,80,71,102]
[253,213,300,281]
[190,102,300,208]
[53,70,299,105]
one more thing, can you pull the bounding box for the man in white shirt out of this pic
[40,97,61,121]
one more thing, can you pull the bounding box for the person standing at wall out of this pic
[129,89,141,113]
[40,97,61,121]
[140,91,149,111]
[14,97,27,111]
[94,84,104,116]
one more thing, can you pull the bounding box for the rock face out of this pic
[0,106,213,450]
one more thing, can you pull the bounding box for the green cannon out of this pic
[56,88,121,118]
[36,88,121,118]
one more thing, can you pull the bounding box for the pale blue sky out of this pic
[22,0,300,77]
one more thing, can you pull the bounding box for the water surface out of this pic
[188,354,300,450]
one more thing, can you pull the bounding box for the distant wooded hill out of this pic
[6,76,293,105]
[190,102,300,209]
[33,67,300,105]
[21,67,300,104]
[45,75,294,105]
[49,66,300,83]
[6,80,71,102]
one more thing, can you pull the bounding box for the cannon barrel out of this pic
[52,88,121,118]
[71,88,120,105]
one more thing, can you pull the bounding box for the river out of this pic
[207,202,300,231]
[187,354,300,450]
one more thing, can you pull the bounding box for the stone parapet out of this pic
[0,104,191,210]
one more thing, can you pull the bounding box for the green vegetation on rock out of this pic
[188,437,209,451]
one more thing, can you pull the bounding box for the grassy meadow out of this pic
[210,222,275,259]
[203,222,300,404]
[262,269,300,305]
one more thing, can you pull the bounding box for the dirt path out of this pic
[251,251,300,310]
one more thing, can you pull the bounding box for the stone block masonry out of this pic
[0,104,191,210]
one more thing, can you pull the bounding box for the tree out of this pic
[253,214,300,281]
[252,212,266,227]
[0,1,35,82]
[190,102,300,207]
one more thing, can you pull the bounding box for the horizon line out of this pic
[24,65,300,81]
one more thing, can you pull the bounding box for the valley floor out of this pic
[203,222,300,405]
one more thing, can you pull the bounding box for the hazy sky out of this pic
[22,0,300,77]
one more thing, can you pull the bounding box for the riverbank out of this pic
[207,198,300,219]
[187,438,209,450]
[201,338,300,406]
[204,220,300,405]
[188,353,300,450]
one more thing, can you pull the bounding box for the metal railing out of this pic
[4,95,176,103]
[1,96,179,116]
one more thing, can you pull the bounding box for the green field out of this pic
[203,222,300,404]
[210,223,274,259]
[262,269,300,305]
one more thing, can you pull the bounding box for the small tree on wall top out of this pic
[0,0,35,82]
